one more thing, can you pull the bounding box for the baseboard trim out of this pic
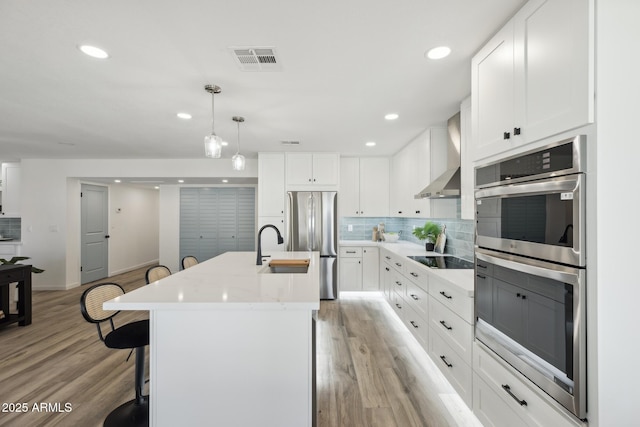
[109,259,159,277]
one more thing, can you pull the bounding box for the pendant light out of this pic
[204,84,223,158]
[232,116,246,171]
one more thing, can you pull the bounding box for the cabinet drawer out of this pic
[428,275,474,323]
[473,342,585,427]
[340,246,362,257]
[429,297,473,366]
[391,270,406,297]
[390,292,404,321]
[429,329,472,408]
[0,269,25,283]
[402,303,428,349]
[381,250,405,273]
[473,373,525,427]
[405,280,428,319]
[404,262,429,291]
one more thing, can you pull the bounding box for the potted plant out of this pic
[0,256,44,273]
[412,221,441,252]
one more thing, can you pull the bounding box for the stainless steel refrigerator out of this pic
[286,191,338,300]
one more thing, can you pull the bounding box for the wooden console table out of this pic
[0,264,32,327]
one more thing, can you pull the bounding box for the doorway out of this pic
[81,184,109,284]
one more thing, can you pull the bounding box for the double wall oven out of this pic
[474,136,587,420]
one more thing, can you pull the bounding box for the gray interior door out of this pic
[81,184,109,284]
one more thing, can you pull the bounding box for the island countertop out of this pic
[104,251,320,311]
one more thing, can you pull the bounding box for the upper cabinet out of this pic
[258,153,285,217]
[1,162,21,217]
[471,0,594,162]
[286,153,339,189]
[460,96,474,220]
[390,128,448,218]
[339,157,389,217]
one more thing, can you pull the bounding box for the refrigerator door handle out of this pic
[307,194,314,252]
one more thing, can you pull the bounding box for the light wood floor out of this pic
[0,268,480,427]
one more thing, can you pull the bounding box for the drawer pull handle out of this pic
[477,263,487,269]
[385,267,390,271]
[439,291,452,299]
[395,281,402,287]
[439,320,452,330]
[410,321,419,329]
[439,355,452,368]
[395,303,402,309]
[410,272,418,278]
[395,262,402,267]
[476,274,486,279]
[346,251,356,254]
[502,384,527,406]
[410,294,419,301]
[385,256,391,260]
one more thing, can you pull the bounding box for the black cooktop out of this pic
[407,255,474,269]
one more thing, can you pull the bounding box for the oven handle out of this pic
[475,173,583,199]
[476,249,581,286]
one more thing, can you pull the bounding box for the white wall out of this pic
[109,184,159,275]
[594,1,640,425]
[20,158,257,290]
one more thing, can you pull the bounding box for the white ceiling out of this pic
[0,0,525,162]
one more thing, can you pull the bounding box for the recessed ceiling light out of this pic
[178,179,184,183]
[366,141,376,147]
[222,179,229,183]
[78,45,109,59]
[221,141,229,146]
[426,46,451,60]
[114,179,121,183]
[177,113,192,120]
[385,113,399,120]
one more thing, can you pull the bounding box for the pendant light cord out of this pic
[236,119,241,154]
[211,91,215,134]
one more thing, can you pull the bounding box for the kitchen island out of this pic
[104,251,320,427]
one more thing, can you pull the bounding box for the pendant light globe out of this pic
[204,85,223,158]
[232,116,246,171]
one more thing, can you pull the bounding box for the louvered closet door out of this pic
[180,187,255,264]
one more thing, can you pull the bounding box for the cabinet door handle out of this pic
[410,272,418,278]
[439,320,452,330]
[440,355,453,368]
[439,291,452,299]
[308,178,312,182]
[502,384,527,406]
[398,211,403,214]
[385,267,390,271]
[410,321,419,329]
[503,131,511,140]
[410,294,419,301]
[313,178,316,182]
[415,210,420,214]
[514,127,521,135]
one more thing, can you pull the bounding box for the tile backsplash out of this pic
[340,215,474,261]
[0,217,21,240]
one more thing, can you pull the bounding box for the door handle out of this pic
[105,235,110,239]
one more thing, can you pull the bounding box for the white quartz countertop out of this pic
[104,251,320,311]
[340,239,474,297]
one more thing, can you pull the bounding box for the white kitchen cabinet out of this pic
[460,96,475,220]
[361,247,379,291]
[1,163,21,217]
[339,245,379,291]
[286,153,339,188]
[258,153,285,217]
[471,0,593,162]
[339,158,389,217]
[339,247,362,292]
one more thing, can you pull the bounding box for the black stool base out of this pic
[104,397,149,427]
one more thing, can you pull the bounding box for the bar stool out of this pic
[144,265,171,284]
[181,256,199,270]
[80,283,149,427]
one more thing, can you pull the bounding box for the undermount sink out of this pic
[258,258,310,274]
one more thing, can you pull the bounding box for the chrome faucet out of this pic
[256,224,284,265]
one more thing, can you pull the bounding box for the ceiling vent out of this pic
[229,47,282,71]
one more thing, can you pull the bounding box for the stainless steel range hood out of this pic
[415,112,461,199]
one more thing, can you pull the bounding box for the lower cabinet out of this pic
[473,342,586,427]
[339,246,379,292]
